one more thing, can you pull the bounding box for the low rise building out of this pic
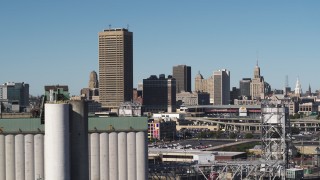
[176,91,210,106]
[148,119,176,141]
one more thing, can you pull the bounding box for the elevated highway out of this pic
[184,117,320,132]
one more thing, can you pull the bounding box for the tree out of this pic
[245,133,254,139]
[229,132,237,139]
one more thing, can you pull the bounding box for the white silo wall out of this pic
[0,134,5,180]
[109,132,118,180]
[5,135,15,180]
[136,132,148,180]
[127,132,137,180]
[24,134,34,180]
[118,132,127,180]
[69,100,89,180]
[34,134,44,180]
[90,133,100,180]
[45,103,70,180]
[15,134,25,180]
[88,133,91,179]
[100,133,109,180]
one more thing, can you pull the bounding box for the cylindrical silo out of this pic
[136,132,148,180]
[69,100,89,180]
[100,133,109,180]
[88,133,91,179]
[45,103,70,180]
[109,132,118,180]
[90,133,100,180]
[25,134,34,180]
[15,134,25,180]
[0,134,6,180]
[5,135,15,180]
[127,132,137,180]
[34,134,44,180]
[118,132,127,180]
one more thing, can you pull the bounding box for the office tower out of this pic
[240,78,251,98]
[230,87,240,105]
[195,71,205,92]
[172,65,191,93]
[195,71,214,104]
[0,82,29,111]
[99,28,133,109]
[143,74,176,113]
[213,69,230,105]
[88,71,99,89]
[250,62,265,99]
[81,71,99,100]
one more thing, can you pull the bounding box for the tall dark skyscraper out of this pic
[172,65,191,93]
[240,78,251,97]
[98,28,133,109]
[143,74,176,113]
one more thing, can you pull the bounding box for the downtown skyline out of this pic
[1,1,320,96]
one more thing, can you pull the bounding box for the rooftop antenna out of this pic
[109,24,111,30]
[256,51,259,67]
[285,75,289,87]
[127,24,129,30]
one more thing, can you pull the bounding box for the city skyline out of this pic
[1,1,320,95]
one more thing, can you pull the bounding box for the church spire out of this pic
[294,77,302,96]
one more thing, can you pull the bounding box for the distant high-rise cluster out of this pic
[98,28,133,110]
[194,69,230,105]
[0,82,29,112]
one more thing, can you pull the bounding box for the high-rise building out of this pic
[240,78,251,98]
[172,65,191,93]
[0,82,29,111]
[194,71,214,104]
[143,74,176,113]
[250,62,265,100]
[213,69,230,105]
[81,71,99,100]
[88,71,99,89]
[99,28,133,109]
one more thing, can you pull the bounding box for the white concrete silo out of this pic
[69,100,89,180]
[109,132,118,180]
[5,134,15,180]
[90,133,100,180]
[127,132,137,180]
[34,134,44,180]
[118,132,127,180]
[0,134,5,180]
[15,134,25,180]
[45,103,70,180]
[100,132,109,180]
[136,132,148,180]
[24,134,34,180]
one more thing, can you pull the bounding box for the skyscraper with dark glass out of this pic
[98,28,133,109]
[143,74,176,113]
[172,65,191,93]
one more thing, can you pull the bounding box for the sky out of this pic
[0,1,319,96]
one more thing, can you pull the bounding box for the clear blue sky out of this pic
[1,1,319,96]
